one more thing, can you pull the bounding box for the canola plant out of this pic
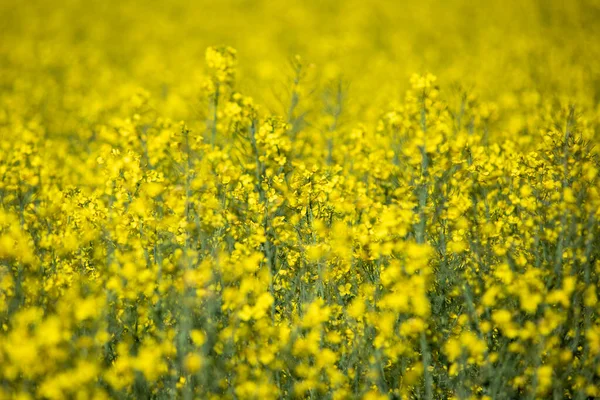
[1,0,599,398]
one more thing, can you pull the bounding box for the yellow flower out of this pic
[184,353,203,374]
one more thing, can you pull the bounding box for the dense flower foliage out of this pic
[1,0,599,398]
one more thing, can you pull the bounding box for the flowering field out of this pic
[1,0,600,399]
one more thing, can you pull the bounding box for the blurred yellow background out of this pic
[2,0,599,130]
